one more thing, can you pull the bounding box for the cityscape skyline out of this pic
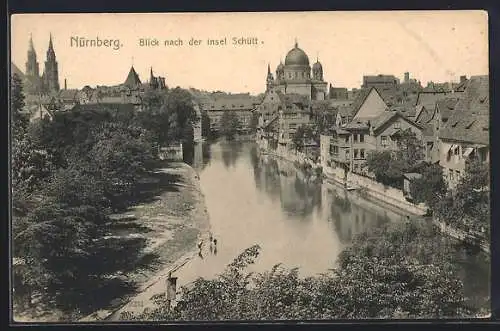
[11,11,488,94]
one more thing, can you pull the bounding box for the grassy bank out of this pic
[14,161,210,322]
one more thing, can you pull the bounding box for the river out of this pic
[178,140,490,311]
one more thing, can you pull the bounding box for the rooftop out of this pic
[439,75,489,145]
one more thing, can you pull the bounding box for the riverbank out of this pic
[433,218,490,254]
[76,162,210,321]
[256,142,425,216]
[15,161,211,322]
[323,165,427,216]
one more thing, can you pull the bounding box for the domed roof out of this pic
[277,61,284,70]
[285,42,310,66]
[312,60,323,70]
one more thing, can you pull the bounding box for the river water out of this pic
[178,140,490,311]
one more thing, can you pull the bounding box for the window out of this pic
[394,122,401,129]
[360,149,365,159]
[381,136,388,147]
[456,170,461,179]
[345,149,350,158]
[354,149,359,159]
[454,146,460,155]
[354,164,359,171]
[353,134,358,143]
[345,136,349,143]
[360,134,364,142]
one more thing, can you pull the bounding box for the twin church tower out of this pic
[25,34,60,94]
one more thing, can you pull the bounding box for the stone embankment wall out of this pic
[257,138,321,169]
[433,218,490,254]
[324,165,428,216]
[257,137,426,215]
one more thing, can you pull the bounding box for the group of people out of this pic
[197,232,218,258]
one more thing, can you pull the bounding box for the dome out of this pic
[312,61,322,70]
[285,43,310,66]
[277,62,284,71]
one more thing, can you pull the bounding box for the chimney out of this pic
[64,78,67,90]
[460,75,467,83]
[404,72,410,83]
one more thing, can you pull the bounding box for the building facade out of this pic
[437,75,489,189]
[266,42,328,101]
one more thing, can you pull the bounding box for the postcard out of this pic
[10,11,490,322]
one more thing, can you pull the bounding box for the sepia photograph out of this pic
[9,11,490,322]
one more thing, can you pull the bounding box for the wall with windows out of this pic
[439,140,489,189]
[374,117,424,151]
[278,108,311,145]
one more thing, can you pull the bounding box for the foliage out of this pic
[366,150,406,188]
[138,87,197,145]
[292,125,315,151]
[11,73,29,138]
[10,75,167,314]
[434,158,490,238]
[220,111,241,140]
[366,130,425,189]
[410,163,447,209]
[126,221,473,320]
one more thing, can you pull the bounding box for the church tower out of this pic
[25,34,39,77]
[42,34,60,93]
[266,64,274,91]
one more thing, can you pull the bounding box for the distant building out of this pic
[362,74,399,90]
[41,34,60,93]
[195,92,259,133]
[266,41,328,101]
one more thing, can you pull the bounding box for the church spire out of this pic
[267,63,271,74]
[294,37,298,48]
[48,33,54,51]
[29,33,35,51]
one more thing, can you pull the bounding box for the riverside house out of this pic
[321,86,424,177]
[437,75,489,189]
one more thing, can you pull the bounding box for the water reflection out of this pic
[179,141,488,310]
[221,141,243,169]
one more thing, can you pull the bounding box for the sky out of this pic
[11,11,488,94]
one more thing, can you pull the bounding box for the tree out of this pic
[124,221,474,320]
[292,125,314,152]
[410,163,447,210]
[366,150,406,188]
[11,73,29,138]
[366,130,425,189]
[220,111,241,140]
[435,157,490,238]
[393,129,425,170]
